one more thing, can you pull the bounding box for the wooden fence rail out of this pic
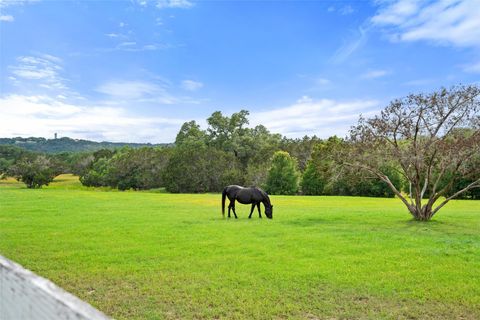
[0,255,110,320]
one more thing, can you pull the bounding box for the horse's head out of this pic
[265,205,273,219]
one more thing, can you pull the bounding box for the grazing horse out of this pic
[222,185,273,219]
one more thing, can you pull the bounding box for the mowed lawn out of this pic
[1,175,479,319]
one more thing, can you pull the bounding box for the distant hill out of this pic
[0,137,172,154]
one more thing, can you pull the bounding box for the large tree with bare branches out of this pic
[346,85,480,220]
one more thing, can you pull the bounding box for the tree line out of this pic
[1,111,403,196]
[1,85,479,220]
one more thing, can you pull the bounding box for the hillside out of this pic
[0,137,172,154]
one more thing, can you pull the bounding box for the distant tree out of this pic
[204,111,283,171]
[50,152,75,174]
[0,136,168,153]
[443,152,480,200]
[78,149,116,187]
[235,125,282,168]
[0,145,30,179]
[93,148,115,161]
[106,147,171,190]
[265,151,299,195]
[168,111,288,192]
[71,153,95,176]
[207,110,250,154]
[346,85,480,220]
[338,164,403,198]
[301,162,325,195]
[163,144,242,193]
[299,136,404,197]
[0,158,11,180]
[244,162,271,189]
[281,135,322,172]
[9,155,57,188]
[79,157,111,187]
[175,120,207,146]
[300,137,341,195]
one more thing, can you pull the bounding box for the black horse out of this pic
[222,185,273,219]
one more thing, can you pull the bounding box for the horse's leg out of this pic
[228,200,232,218]
[230,199,238,219]
[232,202,238,219]
[257,203,262,218]
[248,203,255,219]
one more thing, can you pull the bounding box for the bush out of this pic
[163,144,243,193]
[9,155,57,188]
[0,145,30,179]
[322,165,403,198]
[265,151,299,195]
[300,161,326,195]
[79,157,111,187]
[244,162,270,189]
[106,147,171,190]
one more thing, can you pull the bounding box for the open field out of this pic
[1,175,479,319]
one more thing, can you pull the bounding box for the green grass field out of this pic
[1,175,479,319]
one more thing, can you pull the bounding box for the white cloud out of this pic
[296,96,313,103]
[0,15,14,21]
[402,78,437,86]
[106,41,169,52]
[142,44,157,50]
[156,0,193,9]
[0,93,382,142]
[132,0,193,9]
[0,0,39,8]
[340,5,354,15]
[251,97,380,138]
[361,69,389,79]
[9,54,67,91]
[372,0,419,25]
[372,0,480,47]
[181,79,203,91]
[0,0,39,20]
[119,41,136,47]
[96,80,175,102]
[40,54,62,63]
[315,78,331,86]
[95,79,201,105]
[331,25,370,63]
[0,95,185,142]
[462,61,480,73]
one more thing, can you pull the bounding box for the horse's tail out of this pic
[222,187,227,217]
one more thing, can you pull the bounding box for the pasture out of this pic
[1,175,479,319]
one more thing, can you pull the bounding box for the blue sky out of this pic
[1,0,479,143]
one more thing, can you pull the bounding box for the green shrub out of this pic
[9,155,57,188]
[265,151,299,195]
[300,161,326,195]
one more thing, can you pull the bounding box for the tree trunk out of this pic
[410,206,434,221]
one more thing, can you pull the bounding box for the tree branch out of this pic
[432,178,480,216]
[344,162,415,214]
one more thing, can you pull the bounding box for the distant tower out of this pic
[54,133,58,139]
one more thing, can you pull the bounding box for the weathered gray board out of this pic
[0,255,111,320]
